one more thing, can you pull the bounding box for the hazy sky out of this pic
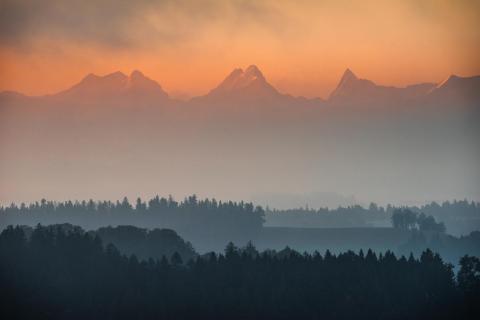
[1,0,479,98]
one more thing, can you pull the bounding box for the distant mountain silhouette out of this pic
[192,65,323,108]
[58,70,169,100]
[329,69,437,107]
[0,65,478,111]
[426,74,480,107]
[207,65,280,98]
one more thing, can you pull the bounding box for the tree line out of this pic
[2,197,478,234]
[391,208,446,233]
[0,196,265,246]
[16,223,197,263]
[266,200,479,234]
[1,224,479,319]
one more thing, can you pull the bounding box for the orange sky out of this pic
[0,0,479,99]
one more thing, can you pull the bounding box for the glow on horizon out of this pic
[0,0,479,99]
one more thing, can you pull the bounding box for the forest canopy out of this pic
[1,225,479,319]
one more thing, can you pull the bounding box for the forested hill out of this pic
[17,224,196,263]
[1,225,479,319]
[95,225,196,262]
[0,196,265,249]
[265,200,480,235]
[2,197,479,256]
[3,197,479,235]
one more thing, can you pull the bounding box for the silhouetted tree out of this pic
[171,252,183,266]
[392,209,418,230]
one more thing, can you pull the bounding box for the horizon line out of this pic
[2,66,479,101]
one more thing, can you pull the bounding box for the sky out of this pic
[1,0,480,99]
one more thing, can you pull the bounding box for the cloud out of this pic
[0,0,287,49]
[0,0,156,48]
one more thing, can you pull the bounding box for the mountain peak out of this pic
[329,68,361,99]
[127,70,168,98]
[429,74,480,100]
[61,70,168,99]
[204,64,280,100]
[220,68,245,89]
[245,65,265,80]
[212,65,269,93]
[82,73,100,82]
[341,68,357,83]
[108,71,128,77]
[434,74,462,90]
[73,71,127,91]
[104,71,128,82]
[130,70,145,78]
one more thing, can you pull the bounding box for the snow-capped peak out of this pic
[214,65,268,92]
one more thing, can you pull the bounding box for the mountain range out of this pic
[2,65,478,109]
[329,69,437,106]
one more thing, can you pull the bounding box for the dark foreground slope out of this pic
[1,225,479,320]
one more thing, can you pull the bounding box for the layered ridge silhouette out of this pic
[2,64,479,108]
